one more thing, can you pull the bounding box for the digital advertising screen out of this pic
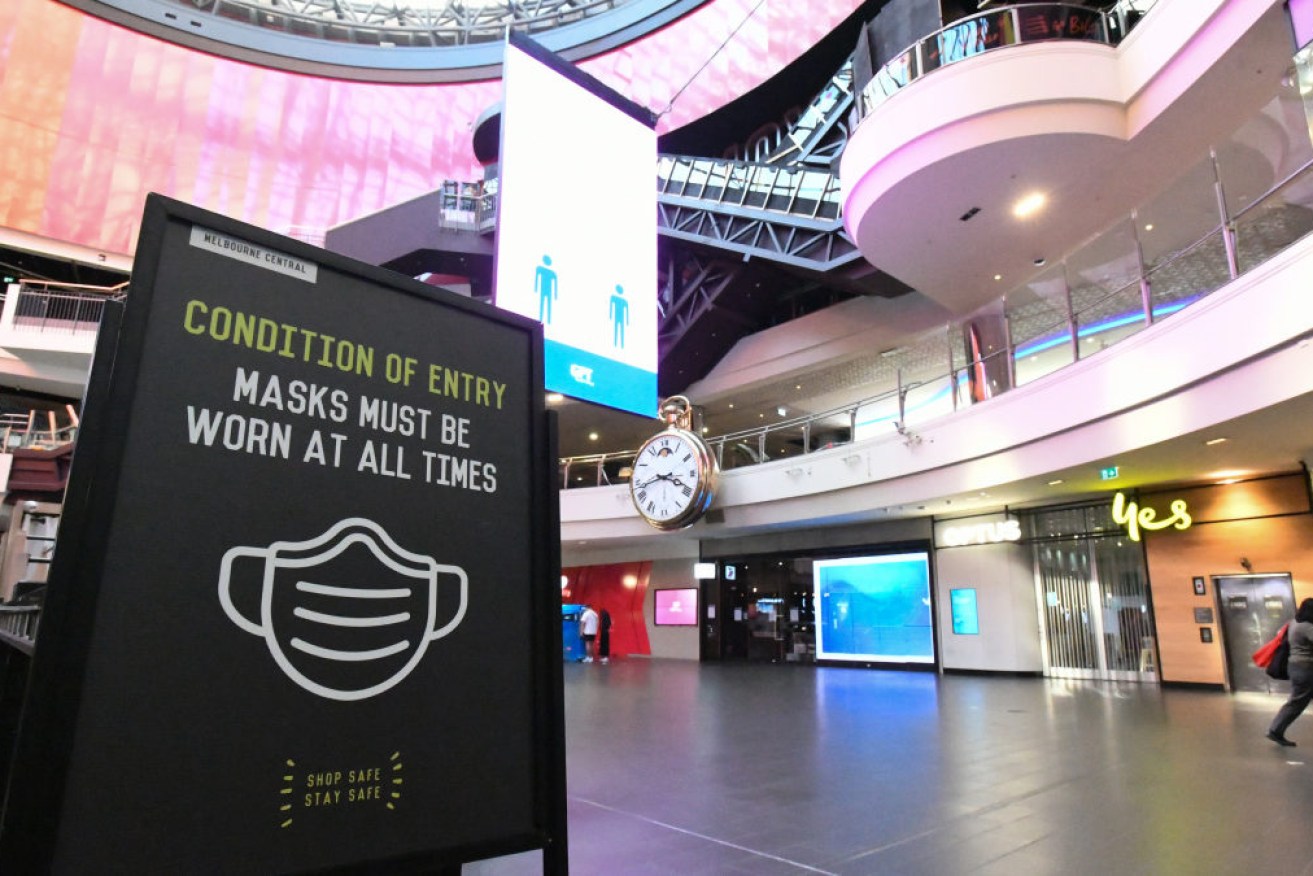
[1293,0,1313,49]
[813,553,934,664]
[950,588,980,635]
[495,34,658,417]
[654,588,699,626]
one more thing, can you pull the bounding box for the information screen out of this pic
[0,197,561,873]
[654,588,699,626]
[950,588,980,635]
[494,34,657,417]
[813,553,934,664]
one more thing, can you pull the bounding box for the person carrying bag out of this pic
[1267,599,1313,747]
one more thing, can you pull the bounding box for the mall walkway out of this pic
[470,660,1313,875]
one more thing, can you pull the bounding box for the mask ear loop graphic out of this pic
[430,565,469,641]
[219,545,269,636]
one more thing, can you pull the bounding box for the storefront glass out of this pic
[1028,505,1158,682]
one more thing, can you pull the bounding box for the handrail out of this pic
[9,283,112,336]
[12,279,128,296]
[657,156,844,223]
[0,605,40,655]
[853,0,1157,124]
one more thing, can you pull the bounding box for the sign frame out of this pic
[0,195,566,874]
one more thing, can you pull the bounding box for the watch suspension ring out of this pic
[659,395,694,432]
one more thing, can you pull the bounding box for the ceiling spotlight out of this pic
[546,393,564,403]
[1048,479,1064,486]
[1204,437,1228,446]
[1033,257,1047,267]
[776,406,787,417]
[1144,223,1154,231]
[588,431,599,441]
[1012,191,1047,219]
[993,274,1002,281]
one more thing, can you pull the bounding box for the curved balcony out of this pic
[853,2,1153,124]
[564,117,1313,496]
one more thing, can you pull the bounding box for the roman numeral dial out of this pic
[629,424,719,531]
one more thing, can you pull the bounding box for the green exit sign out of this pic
[1100,466,1120,481]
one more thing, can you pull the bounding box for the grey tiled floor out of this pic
[469,660,1313,875]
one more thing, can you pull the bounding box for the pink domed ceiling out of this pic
[0,0,864,256]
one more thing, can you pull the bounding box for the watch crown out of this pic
[659,395,694,431]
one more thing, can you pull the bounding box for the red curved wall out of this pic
[0,0,863,256]
[563,562,652,657]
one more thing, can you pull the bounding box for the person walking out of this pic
[598,608,613,664]
[1268,597,1313,746]
[579,604,599,663]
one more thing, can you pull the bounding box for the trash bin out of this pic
[561,604,584,662]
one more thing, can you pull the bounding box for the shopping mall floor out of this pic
[467,659,1313,876]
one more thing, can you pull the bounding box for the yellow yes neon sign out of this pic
[1112,492,1192,542]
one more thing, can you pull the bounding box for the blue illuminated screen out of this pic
[950,588,979,636]
[813,553,933,664]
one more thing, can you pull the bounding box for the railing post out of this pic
[1211,146,1239,279]
[1060,265,1079,362]
[1130,207,1154,326]
[757,430,766,463]
[946,324,958,412]
[1003,310,1017,393]
[896,368,906,425]
[803,421,811,454]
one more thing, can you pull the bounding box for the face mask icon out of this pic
[219,518,467,702]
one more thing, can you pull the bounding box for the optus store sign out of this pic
[1112,492,1193,542]
[940,518,1021,547]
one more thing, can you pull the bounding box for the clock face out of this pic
[630,429,715,530]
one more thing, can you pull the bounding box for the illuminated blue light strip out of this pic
[852,295,1203,431]
[1013,295,1201,359]
[855,374,965,429]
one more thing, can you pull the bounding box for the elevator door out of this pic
[1216,574,1294,693]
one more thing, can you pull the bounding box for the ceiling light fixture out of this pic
[588,431,599,441]
[1204,437,1228,446]
[1012,191,1047,219]
[1048,479,1064,486]
[993,274,1002,281]
[546,393,564,403]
